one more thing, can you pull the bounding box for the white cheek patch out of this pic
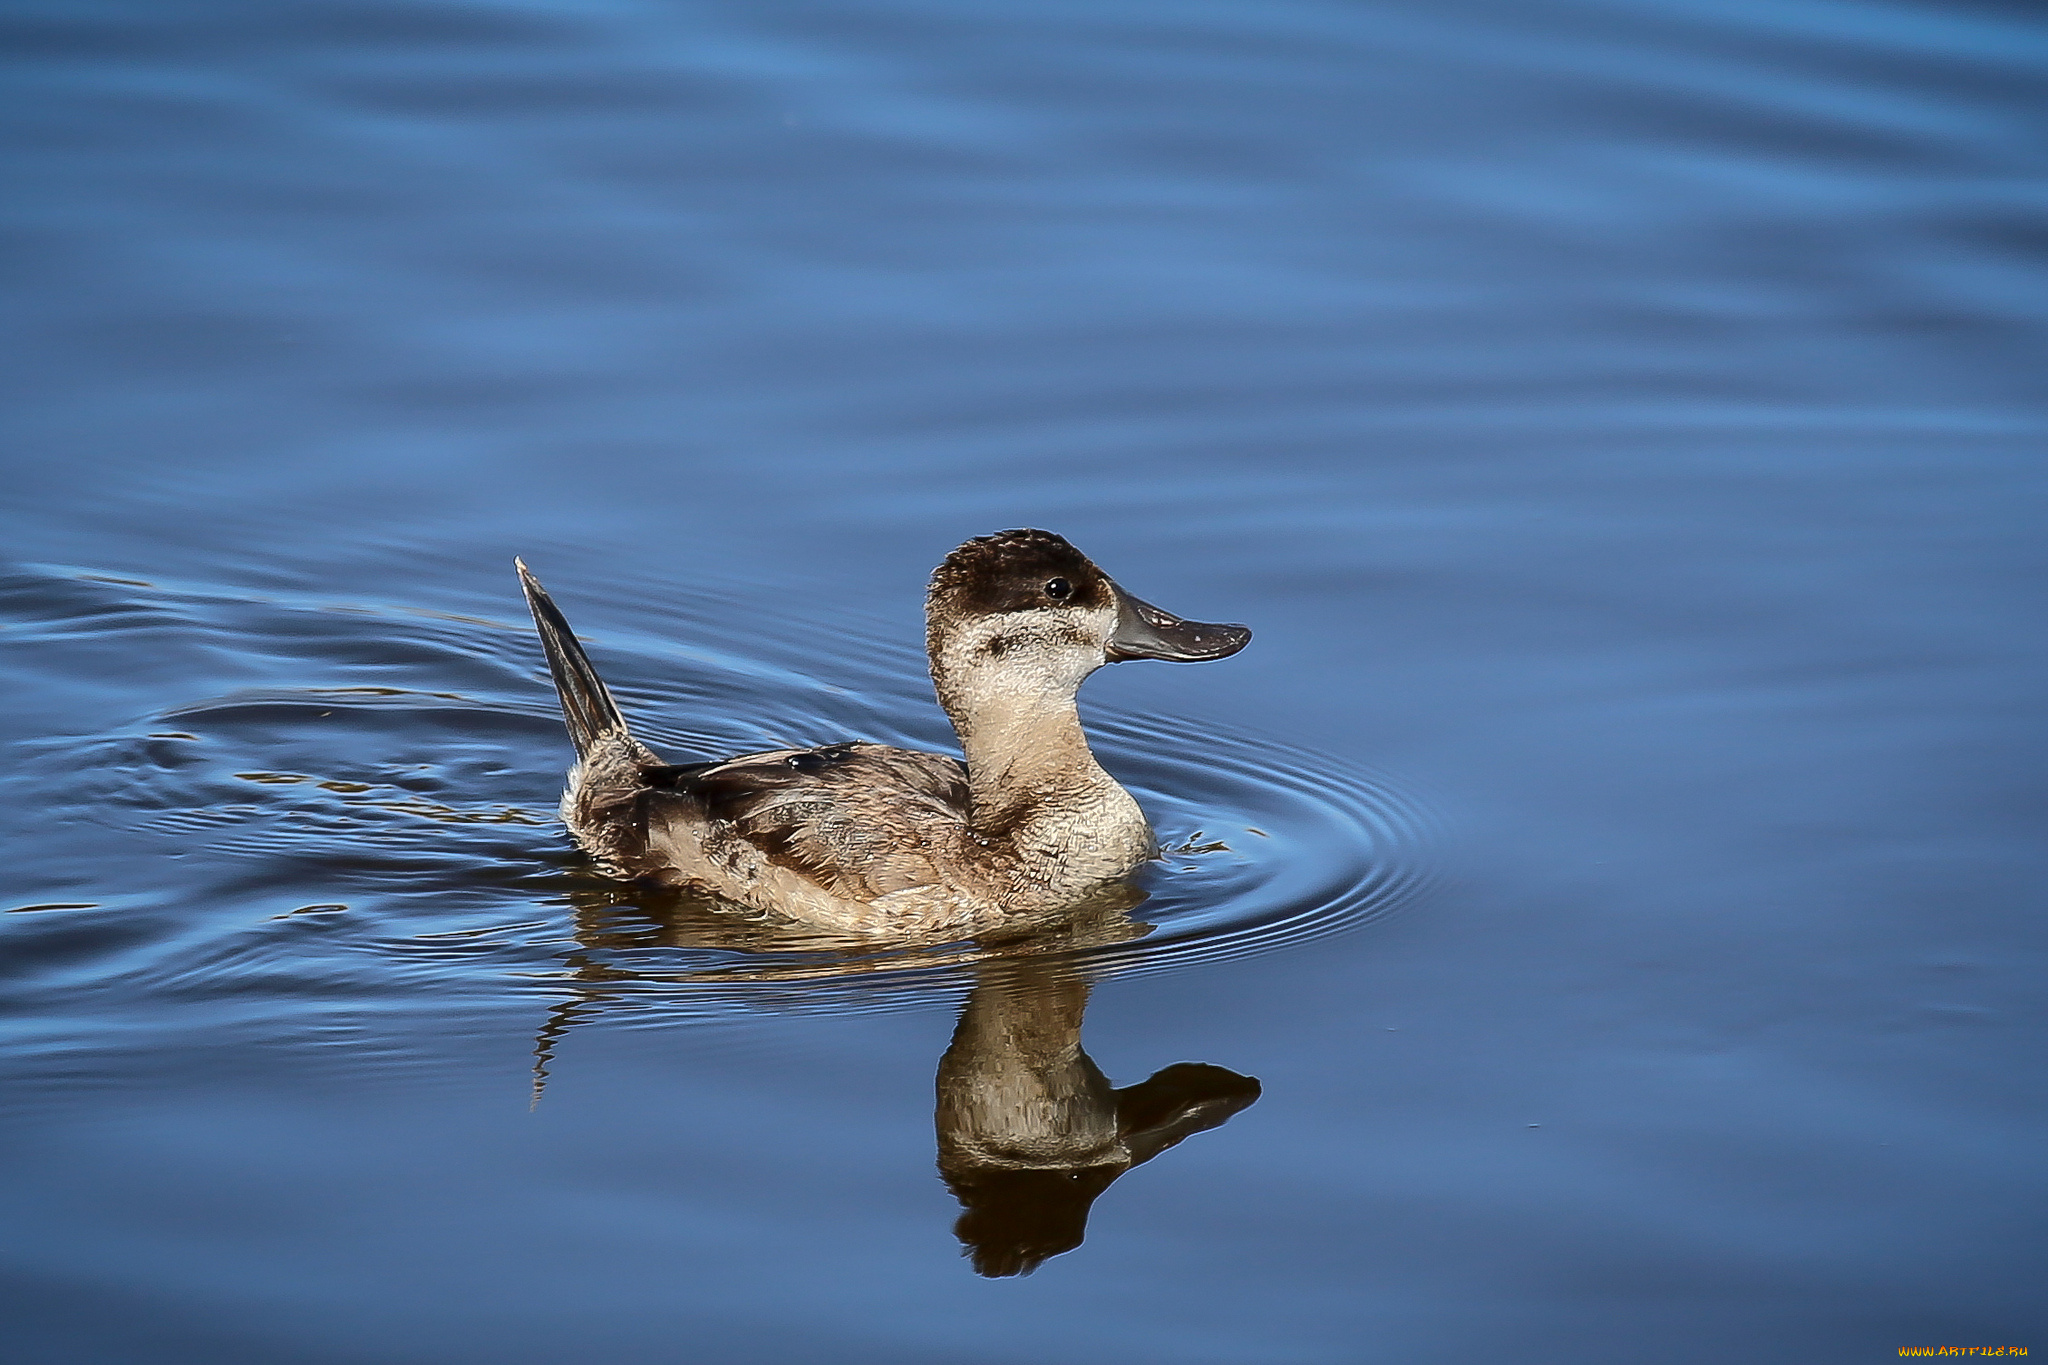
[941,609,1111,696]
[1079,602,1117,643]
[1008,606,1111,659]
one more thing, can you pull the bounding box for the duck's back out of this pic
[566,739,985,927]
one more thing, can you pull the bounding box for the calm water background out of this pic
[3,0,2045,1360]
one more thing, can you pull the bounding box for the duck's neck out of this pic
[944,679,1150,865]
[951,684,1092,822]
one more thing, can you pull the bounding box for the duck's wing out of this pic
[655,743,970,900]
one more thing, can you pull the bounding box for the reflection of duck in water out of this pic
[938,954,1260,1277]
[525,895,1258,1279]
[516,530,1249,937]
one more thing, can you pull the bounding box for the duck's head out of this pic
[926,530,1250,713]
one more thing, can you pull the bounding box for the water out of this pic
[2,0,2043,1359]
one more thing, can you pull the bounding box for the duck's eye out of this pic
[1044,577,1072,600]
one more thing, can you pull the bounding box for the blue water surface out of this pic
[2,0,2044,1360]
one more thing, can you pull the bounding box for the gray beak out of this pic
[1105,582,1252,663]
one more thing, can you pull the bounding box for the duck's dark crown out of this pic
[929,529,1109,617]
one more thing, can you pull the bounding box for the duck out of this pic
[515,529,1249,937]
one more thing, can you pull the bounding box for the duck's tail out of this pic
[516,558,629,761]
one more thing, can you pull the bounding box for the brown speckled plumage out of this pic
[516,532,1249,938]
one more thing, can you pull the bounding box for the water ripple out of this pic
[2,561,1437,1026]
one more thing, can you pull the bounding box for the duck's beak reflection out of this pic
[1105,581,1252,664]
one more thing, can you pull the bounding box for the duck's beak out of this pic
[1105,583,1252,663]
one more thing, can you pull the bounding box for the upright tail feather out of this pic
[516,558,628,760]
